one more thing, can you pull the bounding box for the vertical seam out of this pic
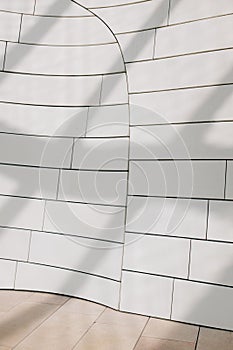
[169,278,175,319]
[205,200,210,239]
[223,160,228,199]
[2,41,7,70]
[18,14,23,43]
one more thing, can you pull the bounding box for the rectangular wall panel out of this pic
[170,0,233,24]
[127,50,233,93]
[0,259,17,288]
[130,123,233,160]
[172,279,233,331]
[208,201,233,243]
[0,103,88,137]
[72,138,128,170]
[190,240,233,286]
[0,227,31,261]
[0,164,59,199]
[123,233,190,278]
[43,200,125,243]
[126,196,207,239]
[29,231,123,280]
[0,11,21,41]
[94,0,169,33]
[156,15,233,58]
[0,133,73,168]
[0,72,102,106]
[120,271,173,318]
[58,169,127,206]
[0,195,45,230]
[20,15,114,45]
[15,262,120,309]
[130,85,233,125]
[129,160,225,199]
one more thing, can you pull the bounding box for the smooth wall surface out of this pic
[0,0,233,331]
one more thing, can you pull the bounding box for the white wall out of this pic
[0,0,232,331]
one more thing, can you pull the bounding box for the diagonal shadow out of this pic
[0,0,233,347]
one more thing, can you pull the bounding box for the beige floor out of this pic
[0,291,232,349]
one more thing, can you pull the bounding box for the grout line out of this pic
[125,230,233,245]
[69,138,75,169]
[132,317,150,350]
[41,200,47,231]
[205,201,210,239]
[2,41,7,70]
[18,14,23,43]
[13,261,19,289]
[187,240,192,279]
[223,160,228,199]
[71,307,107,350]
[33,0,37,15]
[194,327,201,350]
[55,169,61,200]
[2,69,125,78]
[27,230,33,262]
[169,278,175,319]
[130,119,233,127]
[99,75,104,105]
[12,296,71,349]
[84,106,90,137]
[167,0,172,25]
[129,82,233,94]
[152,28,157,59]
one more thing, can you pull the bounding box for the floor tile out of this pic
[61,298,105,316]
[197,327,233,350]
[134,337,195,350]
[27,292,69,305]
[0,301,59,347]
[14,299,102,350]
[97,308,148,330]
[74,322,144,350]
[143,318,198,342]
[0,291,32,312]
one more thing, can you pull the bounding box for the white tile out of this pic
[0,11,21,41]
[0,195,45,230]
[15,262,120,308]
[170,0,233,24]
[72,138,129,170]
[127,49,233,93]
[101,74,128,105]
[130,85,233,125]
[20,15,115,45]
[94,0,169,33]
[0,103,88,137]
[0,164,59,200]
[226,161,233,199]
[156,15,233,58]
[130,123,233,160]
[117,30,155,62]
[5,42,124,75]
[124,233,190,278]
[0,0,35,13]
[43,200,125,242]
[58,170,127,206]
[172,279,233,331]
[86,105,129,137]
[0,260,17,288]
[208,201,233,243]
[120,271,173,318]
[126,196,207,239]
[129,160,225,198]
[0,227,30,261]
[0,133,73,168]
[0,72,102,106]
[0,41,5,70]
[29,231,123,280]
[34,0,92,16]
[190,240,233,286]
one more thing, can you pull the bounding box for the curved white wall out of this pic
[0,0,233,332]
